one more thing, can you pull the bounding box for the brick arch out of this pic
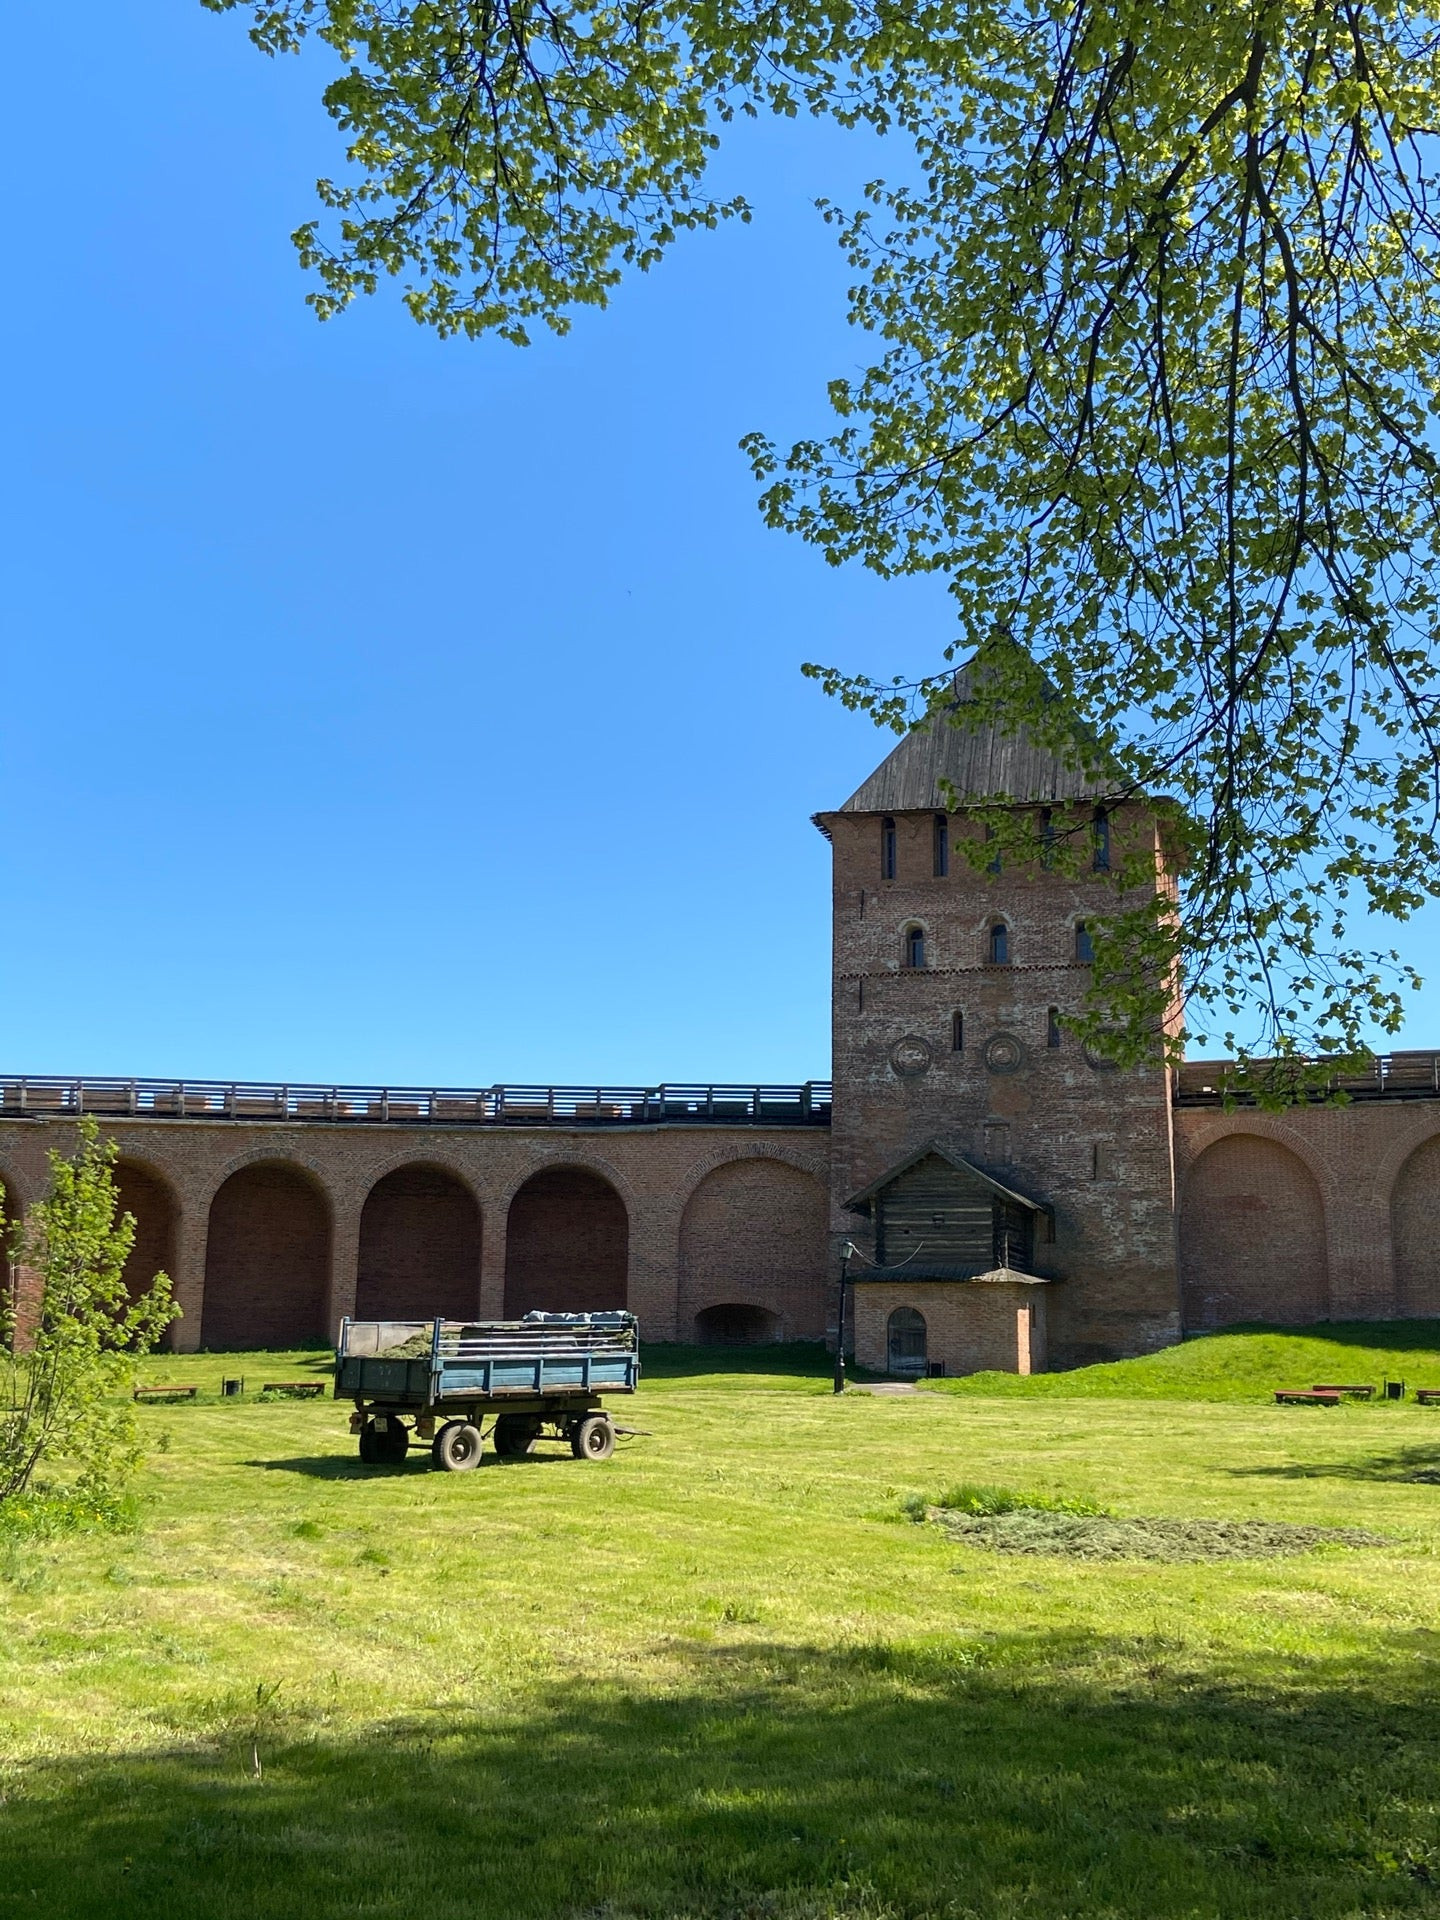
[202,1161,331,1349]
[1180,1133,1328,1329]
[493,1150,638,1218]
[356,1163,482,1321]
[679,1157,829,1341]
[198,1144,337,1215]
[0,1162,36,1348]
[1392,1135,1440,1318]
[114,1157,178,1307]
[503,1166,628,1316]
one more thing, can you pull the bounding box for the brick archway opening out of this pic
[202,1163,330,1349]
[357,1165,482,1321]
[503,1168,628,1316]
[1180,1134,1327,1329]
[1393,1135,1440,1317]
[694,1302,783,1345]
[2,1183,36,1349]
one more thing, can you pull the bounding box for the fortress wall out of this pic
[0,1117,830,1351]
[1172,1100,1440,1327]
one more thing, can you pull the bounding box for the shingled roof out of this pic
[837,657,1123,813]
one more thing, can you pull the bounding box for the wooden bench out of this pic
[1414,1389,1440,1406]
[1312,1383,1375,1399]
[133,1383,198,1402]
[261,1381,327,1399]
[1274,1389,1342,1407]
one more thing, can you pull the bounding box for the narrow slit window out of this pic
[904,925,927,969]
[1075,921,1094,963]
[1092,807,1111,872]
[1047,1006,1062,1049]
[951,1011,964,1053]
[1039,807,1055,870]
[989,921,1009,964]
[985,822,1002,874]
[933,814,949,878]
[881,817,897,881]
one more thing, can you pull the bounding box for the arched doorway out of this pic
[887,1306,927,1375]
[115,1161,178,1307]
[679,1159,828,1341]
[1,1176,35,1348]
[503,1167,627,1316]
[356,1166,482,1321]
[1180,1134,1327,1328]
[202,1163,330,1349]
[694,1303,783,1345]
[1393,1136,1440,1316]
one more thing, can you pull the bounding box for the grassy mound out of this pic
[920,1320,1440,1403]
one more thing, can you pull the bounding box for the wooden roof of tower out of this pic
[833,656,1122,815]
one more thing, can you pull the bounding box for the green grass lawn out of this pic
[5,1329,1440,1917]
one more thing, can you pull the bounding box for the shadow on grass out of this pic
[1232,1444,1440,1484]
[641,1342,834,1381]
[4,1635,1440,1918]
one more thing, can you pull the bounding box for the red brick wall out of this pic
[355,1165,482,1321]
[678,1157,829,1340]
[1179,1134,1327,1327]
[202,1163,330,1348]
[115,1161,177,1306]
[1394,1135,1440,1316]
[503,1167,628,1315]
[852,1279,1046,1375]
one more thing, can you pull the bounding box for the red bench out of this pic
[1275,1389,1342,1407]
[133,1383,197,1402]
[1312,1383,1375,1399]
[1415,1389,1440,1406]
[261,1381,326,1399]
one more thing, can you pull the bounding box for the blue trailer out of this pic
[335,1311,640,1469]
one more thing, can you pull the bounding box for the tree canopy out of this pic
[205,0,1440,1084]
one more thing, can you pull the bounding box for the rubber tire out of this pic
[432,1420,484,1472]
[358,1421,379,1464]
[571,1415,615,1462]
[494,1414,541,1458]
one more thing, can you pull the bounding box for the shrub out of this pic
[0,1118,180,1519]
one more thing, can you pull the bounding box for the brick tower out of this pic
[814,665,1181,1372]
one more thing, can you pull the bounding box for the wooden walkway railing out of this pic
[0,1076,833,1128]
[1174,1053,1440,1104]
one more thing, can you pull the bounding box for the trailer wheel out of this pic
[571,1415,615,1462]
[494,1415,541,1458]
[433,1420,484,1472]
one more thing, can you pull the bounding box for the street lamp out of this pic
[833,1241,856,1394]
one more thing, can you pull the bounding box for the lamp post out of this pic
[833,1241,855,1394]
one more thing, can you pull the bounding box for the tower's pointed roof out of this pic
[838,656,1122,813]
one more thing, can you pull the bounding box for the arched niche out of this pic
[202,1162,330,1349]
[503,1167,628,1316]
[679,1158,828,1341]
[1393,1135,1440,1317]
[356,1165,481,1321]
[1179,1133,1327,1329]
[115,1160,178,1307]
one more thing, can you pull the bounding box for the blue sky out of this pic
[3,2,1436,1086]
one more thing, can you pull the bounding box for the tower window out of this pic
[933,814,949,878]
[1075,921,1094,963]
[1039,807,1055,869]
[985,823,1002,874]
[1047,1006,1062,1049]
[988,921,1009,965]
[881,817,897,881]
[1092,807,1111,871]
[904,925,927,969]
[951,1010,964,1053]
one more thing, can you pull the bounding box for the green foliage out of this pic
[203,0,1440,1076]
[0,1118,181,1517]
